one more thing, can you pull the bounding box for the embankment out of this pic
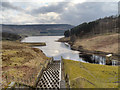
[63,59,118,88]
[2,41,50,87]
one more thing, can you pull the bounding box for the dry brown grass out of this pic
[21,42,46,46]
[74,34,118,54]
[1,41,51,87]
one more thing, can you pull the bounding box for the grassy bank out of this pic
[2,41,51,87]
[59,33,118,54]
[63,59,118,88]
[21,42,46,46]
[73,33,118,54]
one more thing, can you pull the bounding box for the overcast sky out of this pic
[1,0,119,25]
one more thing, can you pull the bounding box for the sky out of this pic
[1,0,119,25]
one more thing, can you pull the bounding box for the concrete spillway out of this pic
[37,61,61,88]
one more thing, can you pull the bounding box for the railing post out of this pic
[61,56,63,71]
[52,57,54,61]
[50,57,54,64]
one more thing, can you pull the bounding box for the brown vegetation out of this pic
[74,34,118,54]
[21,42,46,46]
[1,41,51,87]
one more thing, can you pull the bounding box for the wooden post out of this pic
[61,56,63,74]
[50,57,53,64]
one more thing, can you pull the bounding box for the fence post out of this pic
[51,57,54,64]
[61,56,63,73]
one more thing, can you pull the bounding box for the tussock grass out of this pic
[63,59,118,88]
[74,33,118,54]
[2,41,51,87]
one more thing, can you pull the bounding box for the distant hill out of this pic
[64,15,119,39]
[1,24,74,36]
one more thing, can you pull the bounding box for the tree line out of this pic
[64,15,119,38]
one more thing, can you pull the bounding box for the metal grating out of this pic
[37,61,60,89]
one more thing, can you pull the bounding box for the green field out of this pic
[63,59,118,88]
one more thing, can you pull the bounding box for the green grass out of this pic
[63,59,118,88]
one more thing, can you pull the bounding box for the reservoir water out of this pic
[22,36,118,66]
[22,36,84,62]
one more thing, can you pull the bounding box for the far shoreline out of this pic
[58,34,119,62]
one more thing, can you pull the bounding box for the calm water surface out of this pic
[22,36,84,61]
[22,36,118,65]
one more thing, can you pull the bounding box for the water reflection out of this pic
[112,60,119,66]
[22,36,83,62]
[91,55,106,65]
[22,36,118,66]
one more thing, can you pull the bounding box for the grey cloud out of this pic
[31,2,69,14]
[1,2,24,11]
[30,2,118,25]
[1,1,118,25]
[59,2,118,25]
